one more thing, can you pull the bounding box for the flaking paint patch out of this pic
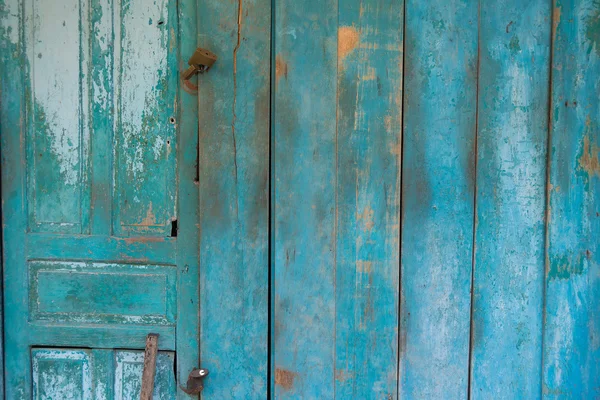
[357,206,374,231]
[140,203,157,226]
[275,368,296,390]
[578,135,600,178]
[553,6,561,43]
[338,26,360,61]
[585,1,600,55]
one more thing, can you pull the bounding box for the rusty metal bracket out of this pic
[180,368,209,395]
[140,333,159,400]
[182,47,217,81]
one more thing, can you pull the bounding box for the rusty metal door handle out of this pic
[180,368,209,395]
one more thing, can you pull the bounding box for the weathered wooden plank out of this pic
[400,0,478,398]
[90,0,114,236]
[273,0,338,397]
[92,349,115,400]
[26,234,176,264]
[113,0,177,237]
[470,1,551,397]
[543,0,600,397]
[175,0,200,398]
[1,0,31,396]
[28,325,176,351]
[335,0,403,398]
[197,0,270,397]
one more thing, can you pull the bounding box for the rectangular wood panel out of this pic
[25,0,91,234]
[31,348,176,400]
[197,0,270,397]
[400,0,478,397]
[112,0,177,237]
[543,0,600,396]
[470,0,551,396]
[29,261,176,325]
[335,0,403,398]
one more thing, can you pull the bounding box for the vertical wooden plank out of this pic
[470,0,551,397]
[335,0,403,398]
[543,0,600,396]
[400,0,478,398]
[90,0,113,236]
[0,3,13,397]
[92,349,115,400]
[1,0,31,396]
[273,0,337,397]
[176,0,200,397]
[197,0,270,396]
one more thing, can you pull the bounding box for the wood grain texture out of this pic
[470,0,551,397]
[273,0,338,397]
[400,0,478,398]
[543,0,600,397]
[1,0,30,395]
[274,0,403,397]
[197,0,270,397]
[175,0,201,398]
[335,0,403,398]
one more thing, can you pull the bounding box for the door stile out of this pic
[1,0,30,397]
[177,0,201,397]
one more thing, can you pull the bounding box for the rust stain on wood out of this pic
[122,236,165,244]
[338,26,360,61]
[275,368,296,390]
[275,55,288,83]
[578,134,600,177]
[552,6,561,43]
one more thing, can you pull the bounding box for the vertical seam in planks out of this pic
[540,0,556,396]
[466,0,482,398]
[333,2,340,398]
[268,0,275,397]
[397,0,408,395]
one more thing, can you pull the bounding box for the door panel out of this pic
[1,0,199,397]
[31,348,176,400]
[112,0,178,237]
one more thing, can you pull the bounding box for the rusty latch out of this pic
[140,333,159,400]
[181,47,217,81]
[180,368,209,395]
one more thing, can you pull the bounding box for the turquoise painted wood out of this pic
[2,0,599,398]
[273,0,404,397]
[272,0,338,396]
[543,0,600,397]
[335,0,403,398]
[470,0,551,397]
[0,0,202,397]
[197,0,270,397]
[400,1,478,398]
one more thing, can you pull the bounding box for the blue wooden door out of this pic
[0,0,203,397]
